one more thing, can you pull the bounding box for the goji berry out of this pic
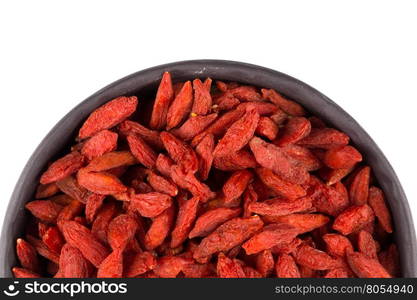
[368,186,393,233]
[333,204,375,235]
[40,152,85,184]
[275,254,300,278]
[242,223,299,255]
[193,216,263,263]
[249,137,309,184]
[166,81,194,130]
[192,78,212,115]
[275,117,311,146]
[79,96,138,139]
[81,130,118,161]
[149,72,174,130]
[189,207,241,239]
[214,108,260,158]
[347,251,391,278]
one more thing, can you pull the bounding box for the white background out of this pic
[0,1,416,231]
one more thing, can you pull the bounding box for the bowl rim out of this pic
[1,59,416,277]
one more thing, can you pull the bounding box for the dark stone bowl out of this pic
[1,60,416,277]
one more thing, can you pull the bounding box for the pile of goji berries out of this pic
[14,72,399,278]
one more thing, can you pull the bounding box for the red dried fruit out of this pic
[16,238,40,273]
[85,151,136,173]
[193,216,264,263]
[249,137,309,184]
[213,108,260,158]
[368,186,393,233]
[191,108,244,146]
[107,214,138,251]
[171,113,217,141]
[79,96,138,139]
[192,78,212,115]
[170,165,215,202]
[243,223,299,255]
[275,117,311,146]
[333,204,375,235]
[323,268,349,278]
[213,149,257,171]
[334,181,349,202]
[189,207,241,239]
[294,244,343,270]
[255,250,274,277]
[85,193,106,223]
[195,133,214,180]
[378,244,400,277]
[160,131,199,173]
[357,230,378,259]
[349,166,371,205]
[270,109,288,125]
[25,200,63,224]
[173,82,185,96]
[276,254,300,278]
[57,199,84,231]
[149,72,174,130]
[166,81,194,130]
[214,93,240,111]
[146,170,178,197]
[263,214,330,234]
[171,196,200,248]
[81,130,118,161]
[77,168,127,195]
[261,88,305,116]
[248,196,312,217]
[243,266,262,278]
[153,256,192,278]
[26,235,60,264]
[182,262,212,278]
[320,166,354,185]
[62,221,109,267]
[217,253,246,278]
[144,205,175,250]
[281,144,322,171]
[118,120,163,149]
[215,81,228,92]
[12,267,41,278]
[40,152,85,184]
[42,226,64,254]
[323,145,362,169]
[155,153,174,178]
[56,175,89,203]
[130,192,173,218]
[38,223,49,238]
[270,238,303,255]
[308,178,349,216]
[14,71,400,278]
[124,251,157,277]
[127,133,157,169]
[255,167,306,200]
[35,183,60,199]
[97,250,123,278]
[297,128,349,149]
[255,116,279,140]
[322,233,354,257]
[222,170,253,205]
[237,101,278,116]
[229,86,261,101]
[242,184,258,218]
[58,244,90,278]
[347,251,391,278]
